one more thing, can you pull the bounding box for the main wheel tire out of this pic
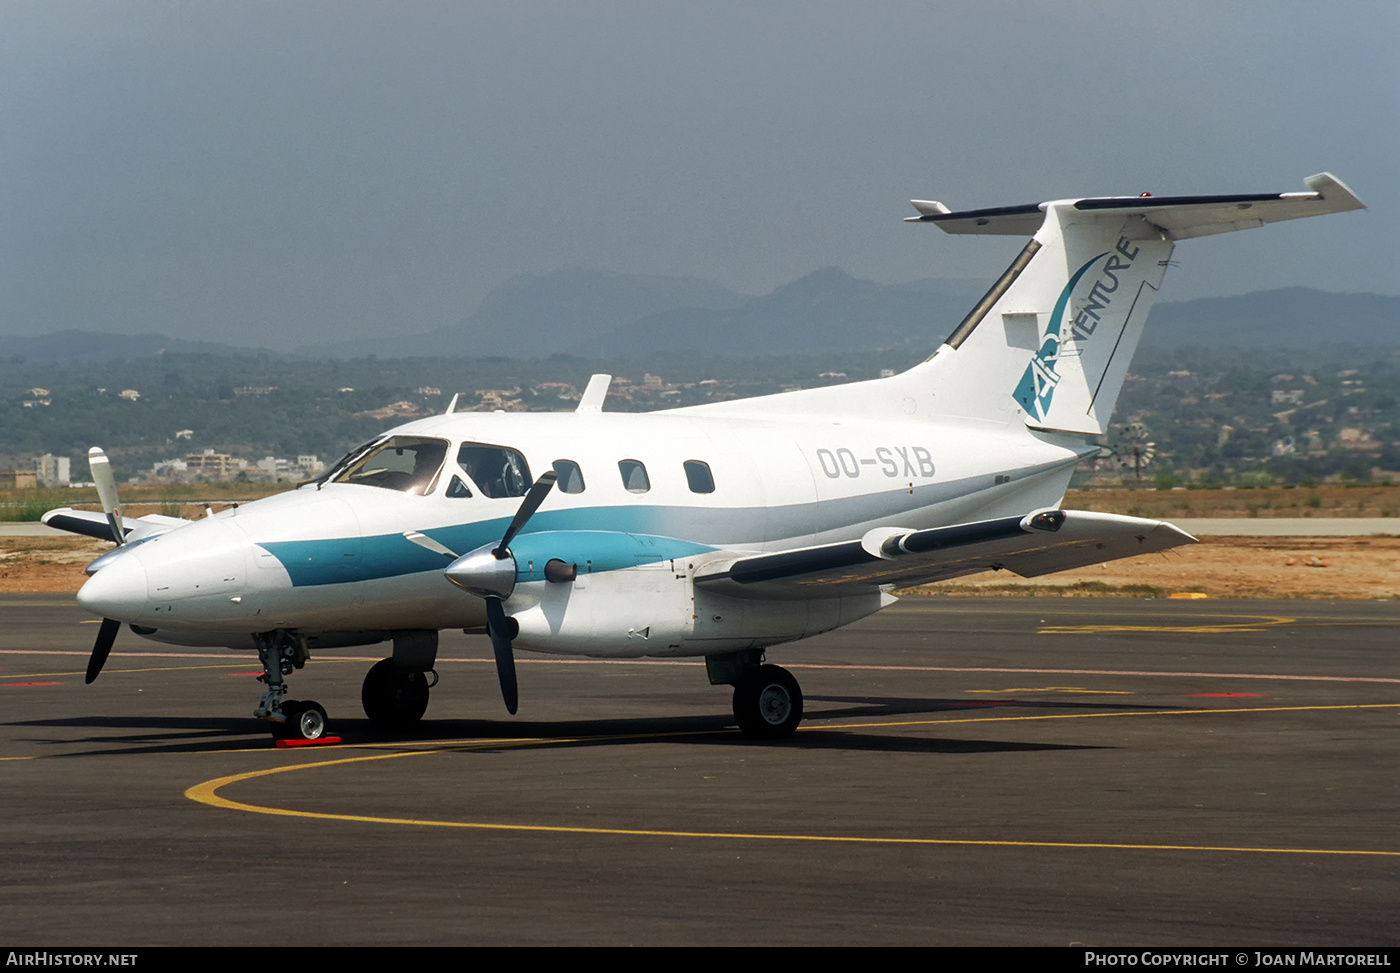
[732,664,803,739]
[361,658,430,731]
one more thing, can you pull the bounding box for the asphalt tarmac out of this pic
[2,595,1397,946]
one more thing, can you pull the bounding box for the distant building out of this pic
[35,454,71,487]
[183,450,244,479]
[0,471,39,490]
[119,389,141,401]
[355,401,422,420]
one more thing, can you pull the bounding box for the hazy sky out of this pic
[3,1,1395,351]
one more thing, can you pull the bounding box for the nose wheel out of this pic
[273,700,330,741]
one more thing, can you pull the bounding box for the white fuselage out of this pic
[76,405,1088,657]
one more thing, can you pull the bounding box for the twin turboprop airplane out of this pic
[46,173,1364,742]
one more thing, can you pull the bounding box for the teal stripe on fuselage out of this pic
[258,455,1082,587]
[259,515,715,588]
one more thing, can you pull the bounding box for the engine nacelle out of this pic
[508,559,891,658]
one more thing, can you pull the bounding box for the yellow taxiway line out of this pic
[185,703,1400,857]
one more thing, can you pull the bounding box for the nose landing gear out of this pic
[254,630,330,742]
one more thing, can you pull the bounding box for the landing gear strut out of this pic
[254,630,329,741]
[708,651,804,739]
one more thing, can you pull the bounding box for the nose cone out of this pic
[77,551,149,622]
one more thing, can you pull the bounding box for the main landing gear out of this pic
[254,630,330,742]
[708,651,804,739]
[252,629,439,740]
[361,658,433,731]
[361,630,438,731]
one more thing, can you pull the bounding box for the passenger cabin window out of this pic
[553,460,585,494]
[683,460,715,494]
[331,436,447,495]
[457,443,532,499]
[618,459,650,494]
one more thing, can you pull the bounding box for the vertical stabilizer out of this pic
[906,173,1364,436]
[1007,206,1173,435]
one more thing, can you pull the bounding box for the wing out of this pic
[695,509,1194,597]
[42,507,190,544]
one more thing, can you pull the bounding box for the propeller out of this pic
[87,618,121,685]
[84,447,127,683]
[444,470,558,714]
[496,470,557,556]
[89,447,126,545]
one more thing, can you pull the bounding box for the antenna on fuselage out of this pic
[443,393,460,415]
[576,374,611,413]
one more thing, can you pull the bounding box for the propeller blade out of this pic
[86,617,121,684]
[88,447,125,545]
[495,471,557,556]
[484,597,519,715]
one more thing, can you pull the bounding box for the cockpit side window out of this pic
[331,436,448,495]
[457,443,533,499]
[553,460,585,494]
[618,459,650,494]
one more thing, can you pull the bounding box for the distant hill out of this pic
[313,267,750,359]
[1140,288,1399,349]
[4,274,1396,364]
[0,330,267,362]
[583,268,978,356]
[361,270,1396,360]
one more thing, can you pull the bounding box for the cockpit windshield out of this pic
[331,436,448,495]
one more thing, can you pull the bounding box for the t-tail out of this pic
[906,173,1365,436]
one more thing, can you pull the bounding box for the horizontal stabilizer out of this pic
[907,172,1365,239]
[696,510,1194,596]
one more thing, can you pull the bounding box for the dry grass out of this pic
[1064,485,1400,520]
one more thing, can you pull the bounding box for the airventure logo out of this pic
[1012,235,1142,421]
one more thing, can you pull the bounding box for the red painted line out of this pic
[1,681,64,687]
[1187,693,1271,698]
